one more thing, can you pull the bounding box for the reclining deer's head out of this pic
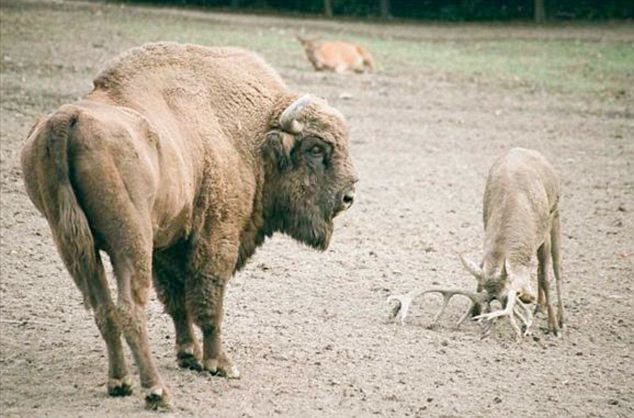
[262,94,358,250]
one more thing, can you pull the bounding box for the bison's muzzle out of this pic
[335,186,356,217]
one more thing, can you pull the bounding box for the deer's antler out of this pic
[473,290,534,339]
[387,288,487,326]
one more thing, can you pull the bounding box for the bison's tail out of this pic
[34,107,97,310]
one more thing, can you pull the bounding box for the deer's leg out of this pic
[153,249,201,371]
[87,252,132,396]
[551,213,565,329]
[534,268,546,316]
[537,240,559,335]
[534,285,546,315]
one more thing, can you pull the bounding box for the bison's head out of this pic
[262,94,358,250]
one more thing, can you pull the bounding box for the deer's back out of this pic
[482,148,560,263]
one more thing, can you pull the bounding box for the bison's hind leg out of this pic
[87,252,132,397]
[72,155,171,409]
[153,247,202,371]
[108,231,172,410]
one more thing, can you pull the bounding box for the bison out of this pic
[20,42,358,409]
[297,36,375,73]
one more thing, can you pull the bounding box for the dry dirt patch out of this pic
[1,1,633,417]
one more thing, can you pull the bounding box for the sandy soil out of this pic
[1,1,633,417]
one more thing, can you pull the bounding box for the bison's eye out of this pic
[309,145,324,157]
[302,138,330,168]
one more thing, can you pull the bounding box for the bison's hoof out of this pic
[177,344,203,371]
[144,385,172,411]
[107,376,133,397]
[204,355,240,379]
[177,351,203,371]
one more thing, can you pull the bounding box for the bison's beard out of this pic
[269,198,335,251]
[290,213,334,251]
[265,181,340,251]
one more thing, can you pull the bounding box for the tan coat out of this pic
[298,36,375,73]
[21,42,358,409]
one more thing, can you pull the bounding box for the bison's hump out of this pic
[93,41,285,92]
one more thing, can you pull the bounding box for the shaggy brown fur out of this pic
[297,36,375,74]
[20,42,358,409]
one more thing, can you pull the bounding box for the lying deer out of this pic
[297,35,374,74]
[388,148,565,338]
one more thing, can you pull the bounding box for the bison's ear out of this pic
[263,130,296,172]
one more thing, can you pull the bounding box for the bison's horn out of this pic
[280,94,313,134]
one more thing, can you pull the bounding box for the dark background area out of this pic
[118,0,634,21]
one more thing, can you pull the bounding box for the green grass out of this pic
[2,0,633,99]
[363,36,633,95]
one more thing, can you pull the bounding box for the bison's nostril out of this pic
[343,191,355,206]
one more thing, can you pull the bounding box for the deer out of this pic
[388,148,565,339]
[296,35,374,74]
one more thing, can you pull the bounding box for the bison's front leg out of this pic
[153,250,202,371]
[186,273,240,378]
[186,230,241,379]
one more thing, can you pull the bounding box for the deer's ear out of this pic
[459,254,484,283]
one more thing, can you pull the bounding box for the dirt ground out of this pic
[1,1,633,417]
